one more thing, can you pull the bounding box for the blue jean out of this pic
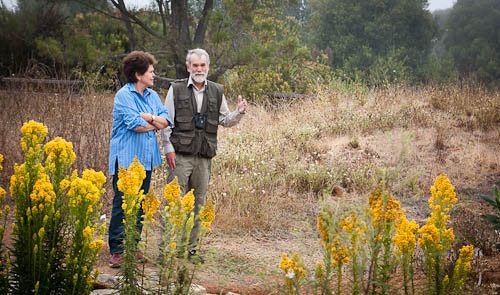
[108,160,152,254]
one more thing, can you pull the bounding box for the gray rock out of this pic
[94,274,120,289]
[90,289,118,295]
[190,283,207,295]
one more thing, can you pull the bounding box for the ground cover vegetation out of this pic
[0,77,499,293]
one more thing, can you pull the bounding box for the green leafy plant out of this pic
[8,120,105,295]
[480,182,500,249]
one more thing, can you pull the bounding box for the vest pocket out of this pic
[205,118,218,134]
[208,100,218,112]
[176,116,194,131]
[201,136,217,158]
[177,96,191,109]
[171,133,195,154]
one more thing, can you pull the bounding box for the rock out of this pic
[91,289,118,295]
[94,274,120,289]
[332,185,344,197]
[226,292,241,295]
[190,283,207,295]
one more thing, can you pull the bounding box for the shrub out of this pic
[8,121,105,295]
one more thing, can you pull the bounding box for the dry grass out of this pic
[1,81,499,236]
[0,89,115,207]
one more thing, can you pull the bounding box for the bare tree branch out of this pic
[193,0,214,45]
[156,0,169,36]
[70,0,124,21]
[109,0,162,39]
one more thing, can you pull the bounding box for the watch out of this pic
[151,114,155,123]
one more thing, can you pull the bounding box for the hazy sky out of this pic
[3,0,457,12]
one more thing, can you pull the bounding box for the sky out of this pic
[3,0,457,12]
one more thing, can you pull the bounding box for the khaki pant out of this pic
[166,153,212,249]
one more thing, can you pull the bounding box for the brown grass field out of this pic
[1,81,500,294]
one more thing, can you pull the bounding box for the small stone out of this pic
[94,274,120,289]
[190,284,207,295]
[332,185,344,197]
[226,292,241,295]
[91,289,118,295]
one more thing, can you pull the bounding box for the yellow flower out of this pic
[21,121,48,144]
[83,226,93,241]
[317,213,331,245]
[164,177,181,202]
[38,227,45,240]
[67,176,101,207]
[30,173,56,206]
[44,137,76,166]
[59,179,70,191]
[117,168,142,196]
[89,240,105,252]
[454,245,474,274]
[331,243,350,267]
[418,223,440,249]
[279,252,291,270]
[0,188,6,203]
[171,241,177,249]
[368,185,403,228]
[394,215,419,254]
[200,197,215,227]
[143,191,161,220]
[128,157,146,181]
[182,190,195,213]
[0,153,3,171]
[82,169,106,188]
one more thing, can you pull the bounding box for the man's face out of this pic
[187,54,209,84]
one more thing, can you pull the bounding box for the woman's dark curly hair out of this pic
[122,51,157,83]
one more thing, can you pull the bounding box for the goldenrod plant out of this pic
[365,185,404,295]
[118,158,147,295]
[340,213,366,295]
[279,252,307,295]
[139,190,161,289]
[394,215,419,295]
[155,178,214,295]
[0,154,10,294]
[418,174,473,295]
[9,121,105,295]
[280,174,474,295]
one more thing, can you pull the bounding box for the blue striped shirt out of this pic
[108,83,171,175]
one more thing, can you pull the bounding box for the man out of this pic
[161,48,247,260]
[108,51,171,267]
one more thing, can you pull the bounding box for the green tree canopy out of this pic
[307,0,438,83]
[444,0,500,86]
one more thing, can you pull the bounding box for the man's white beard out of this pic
[192,72,207,84]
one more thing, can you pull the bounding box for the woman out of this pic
[108,51,171,267]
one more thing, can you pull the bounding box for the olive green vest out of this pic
[171,78,223,158]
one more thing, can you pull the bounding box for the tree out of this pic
[307,0,438,83]
[73,0,266,80]
[444,0,500,86]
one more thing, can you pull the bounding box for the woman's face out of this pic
[136,64,155,88]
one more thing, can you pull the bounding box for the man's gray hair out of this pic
[186,48,210,66]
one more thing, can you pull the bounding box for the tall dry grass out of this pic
[1,80,499,236]
[0,90,115,206]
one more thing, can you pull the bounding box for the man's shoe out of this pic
[109,253,122,268]
[188,249,205,264]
